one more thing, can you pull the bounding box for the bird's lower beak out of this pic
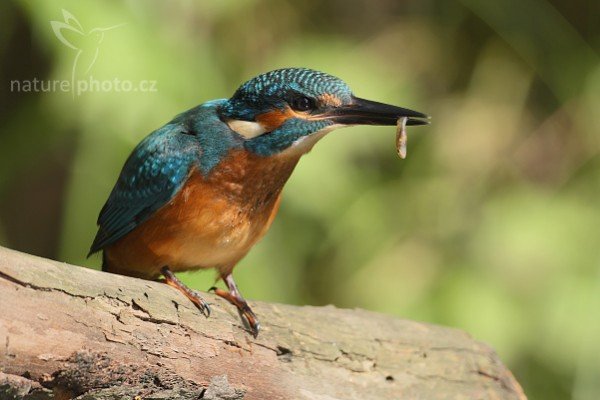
[326,97,429,126]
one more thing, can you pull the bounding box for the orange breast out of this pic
[104,149,301,279]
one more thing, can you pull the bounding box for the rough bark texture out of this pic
[0,246,526,400]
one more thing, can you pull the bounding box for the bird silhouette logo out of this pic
[51,9,124,91]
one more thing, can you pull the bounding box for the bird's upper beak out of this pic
[325,97,429,126]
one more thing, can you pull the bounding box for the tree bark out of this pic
[0,246,526,400]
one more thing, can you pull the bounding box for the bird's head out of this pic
[220,68,428,156]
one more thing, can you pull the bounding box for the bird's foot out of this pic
[161,266,211,317]
[209,284,260,337]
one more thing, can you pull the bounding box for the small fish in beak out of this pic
[396,117,408,159]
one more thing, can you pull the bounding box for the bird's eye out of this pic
[291,96,314,112]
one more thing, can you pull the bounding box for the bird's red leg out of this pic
[210,274,260,337]
[161,266,211,317]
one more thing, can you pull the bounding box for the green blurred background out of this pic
[1,0,598,398]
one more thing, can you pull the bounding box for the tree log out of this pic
[0,246,526,399]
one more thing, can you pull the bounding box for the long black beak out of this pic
[327,97,429,126]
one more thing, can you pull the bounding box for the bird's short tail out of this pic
[101,252,109,272]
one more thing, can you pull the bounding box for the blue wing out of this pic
[89,121,200,255]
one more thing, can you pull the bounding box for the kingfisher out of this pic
[89,68,428,336]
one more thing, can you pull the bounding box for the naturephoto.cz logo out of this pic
[10,9,157,96]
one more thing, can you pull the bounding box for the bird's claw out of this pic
[210,285,260,337]
[248,319,260,338]
[161,266,211,318]
[197,299,211,318]
[179,288,211,318]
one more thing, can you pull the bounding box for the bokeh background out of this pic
[1,1,598,398]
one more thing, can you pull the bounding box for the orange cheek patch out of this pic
[318,93,342,107]
[256,107,313,131]
[255,107,296,131]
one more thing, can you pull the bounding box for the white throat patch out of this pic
[227,120,266,139]
[227,119,347,156]
[282,124,347,156]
